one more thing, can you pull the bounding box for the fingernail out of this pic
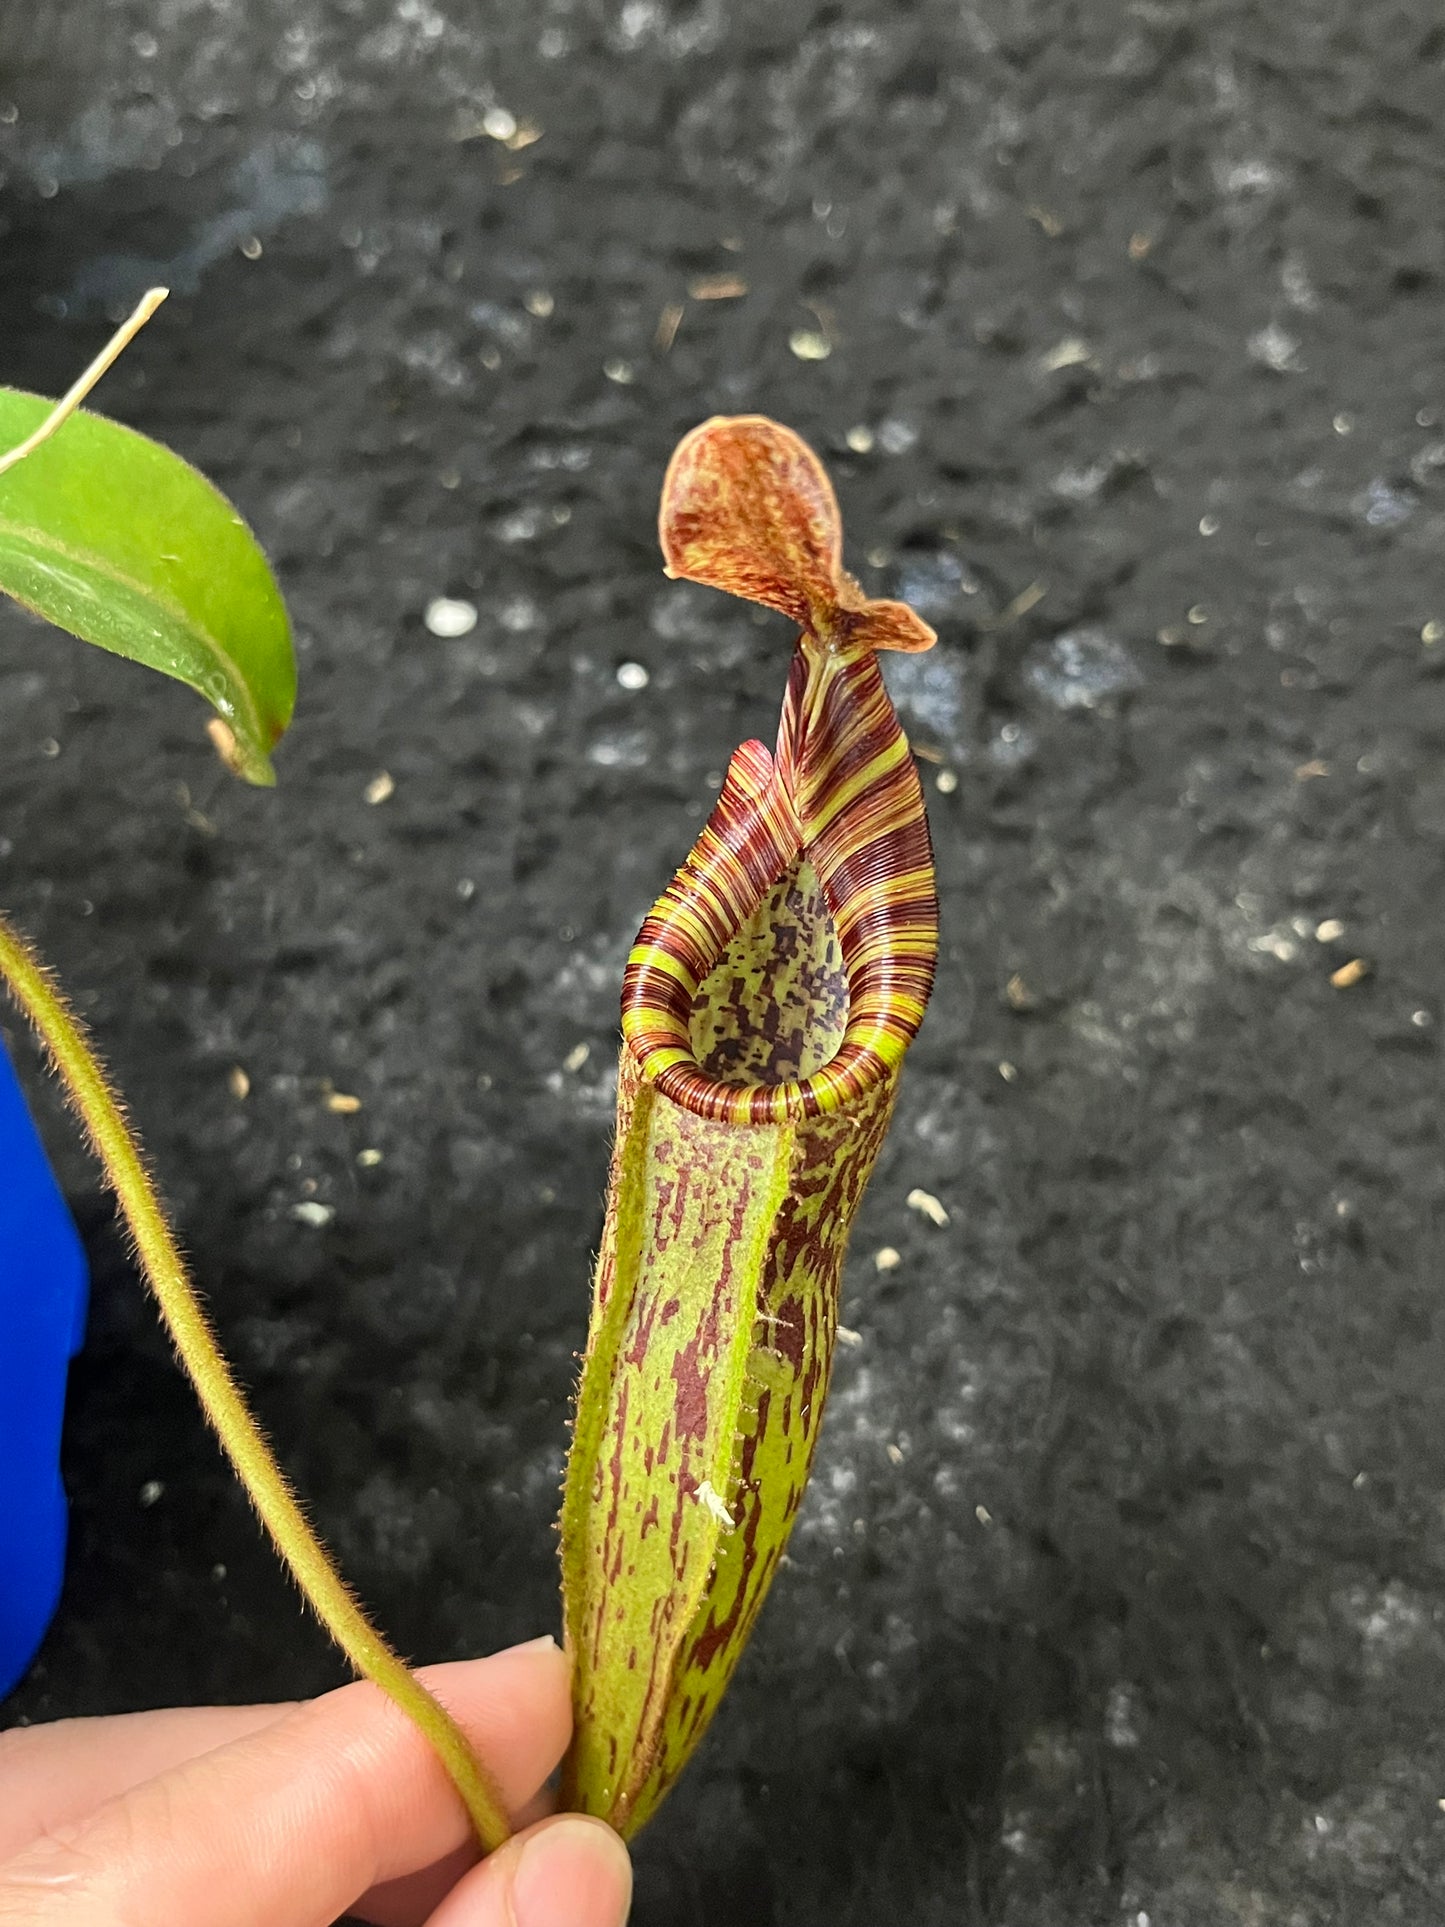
[512,1817,632,1927]
[514,1634,561,1655]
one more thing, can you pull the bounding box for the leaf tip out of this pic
[207,715,276,785]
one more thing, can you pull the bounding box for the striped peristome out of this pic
[560,416,940,1837]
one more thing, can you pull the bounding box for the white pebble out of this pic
[1042,337,1092,372]
[906,1187,950,1227]
[616,660,649,690]
[789,328,832,361]
[845,425,874,453]
[424,596,478,638]
[482,107,517,142]
[292,1201,335,1229]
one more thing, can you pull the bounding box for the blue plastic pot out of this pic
[0,1035,89,1698]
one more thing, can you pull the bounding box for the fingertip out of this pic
[513,1818,632,1927]
[467,1632,571,1710]
[428,1816,632,1927]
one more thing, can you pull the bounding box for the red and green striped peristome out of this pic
[559,416,940,1836]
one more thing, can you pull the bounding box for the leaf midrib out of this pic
[0,511,264,745]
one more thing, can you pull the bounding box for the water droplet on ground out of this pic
[1027,628,1142,710]
[894,551,977,620]
[1356,477,1415,528]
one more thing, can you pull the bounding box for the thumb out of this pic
[421,1815,631,1927]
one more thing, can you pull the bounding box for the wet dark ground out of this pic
[2,3,1444,1922]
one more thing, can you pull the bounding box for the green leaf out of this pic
[0,388,295,784]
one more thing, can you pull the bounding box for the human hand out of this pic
[0,1636,631,1927]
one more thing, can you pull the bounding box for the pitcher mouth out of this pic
[620,644,938,1126]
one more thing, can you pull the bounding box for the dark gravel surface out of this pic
[3,4,1444,1922]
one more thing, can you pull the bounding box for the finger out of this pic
[0,1700,558,1927]
[351,1786,557,1927]
[423,1816,632,1927]
[0,1685,559,1905]
[0,1704,291,1860]
[0,1639,571,1927]
[0,1648,564,1927]
[351,1837,478,1927]
[0,1693,556,1886]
